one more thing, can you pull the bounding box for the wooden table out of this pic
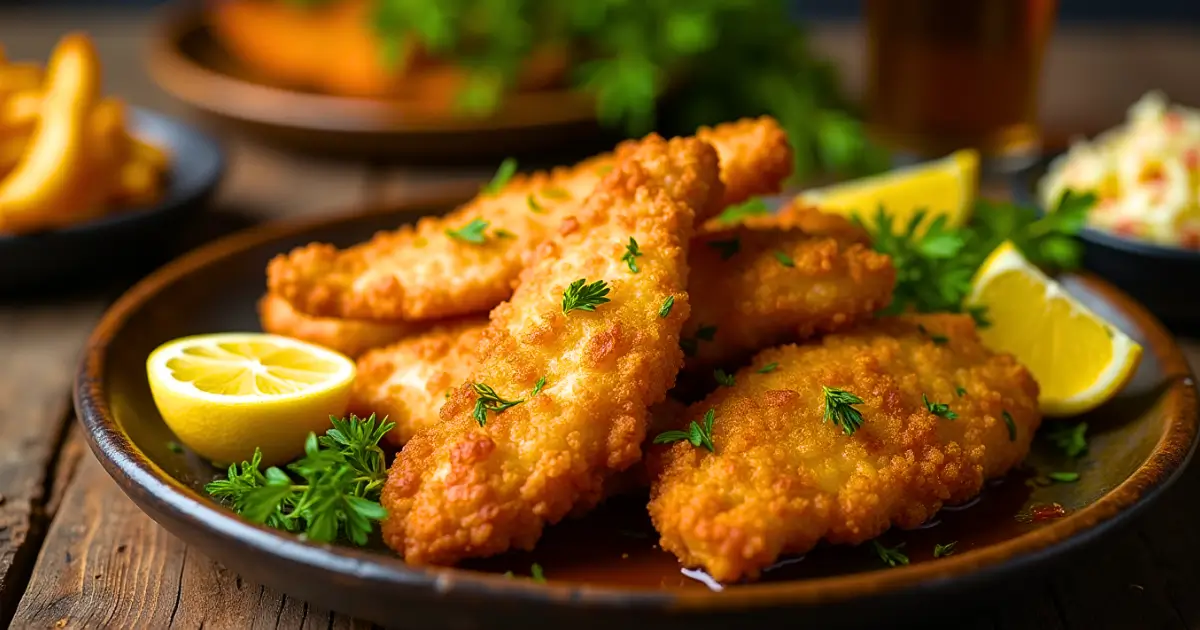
[2,10,1200,629]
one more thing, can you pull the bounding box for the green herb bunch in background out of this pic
[339,0,887,179]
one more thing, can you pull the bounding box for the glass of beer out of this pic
[865,0,1058,169]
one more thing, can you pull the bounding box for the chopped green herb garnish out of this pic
[526,193,546,213]
[917,324,949,344]
[1002,410,1017,441]
[530,563,546,583]
[871,540,909,567]
[653,409,716,453]
[773,250,795,267]
[707,237,740,260]
[205,414,394,545]
[446,218,491,244]
[715,197,770,224]
[472,383,524,427]
[757,362,779,374]
[822,386,865,436]
[955,386,967,397]
[659,295,675,318]
[933,542,957,558]
[922,394,957,420]
[166,441,183,454]
[561,278,611,314]
[494,228,517,239]
[1045,422,1088,458]
[714,369,735,387]
[532,376,546,396]
[620,237,643,273]
[482,157,518,194]
[1048,472,1080,483]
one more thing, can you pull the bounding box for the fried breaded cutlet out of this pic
[647,314,1041,582]
[343,213,894,446]
[350,316,489,446]
[266,117,791,322]
[257,293,419,358]
[380,134,724,565]
[681,227,895,371]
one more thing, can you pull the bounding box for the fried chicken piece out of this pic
[380,134,724,565]
[648,314,1041,582]
[680,227,895,371]
[266,117,790,322]
[349,316,489,447]
[258,293,417,358]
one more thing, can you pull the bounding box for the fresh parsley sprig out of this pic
[446,218,491,244]
[472,383,524,427]
[713,369,735,387]
[654,408,716,453]
[562,278,611,314]
[922,394,957,420]
[620,237,643,273]
[1045,422,1088,458]
[205,414,394,545]
[482,157,518,194]
[933,541,957,558]
[659,296,675,318]
[822,386,864,436]
[871,540,909,567]
[715,197,770,224]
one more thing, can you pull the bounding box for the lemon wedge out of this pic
[147,333,356,465]
[966,242,1142,416]
[796,149,979,233]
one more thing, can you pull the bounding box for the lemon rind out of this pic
[968,242,1143,417]
[147,333,356,405]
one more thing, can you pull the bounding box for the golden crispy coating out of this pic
[257,293,416,358]
[681,228,895,371]
[349,317,489,447]
[648,314,1041,582]
[266,117,789,322]
[756,201,871,244]
[380,134,723,565]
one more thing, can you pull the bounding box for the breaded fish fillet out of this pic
[380,134,724,565]
[648,314,1041,582]
[350,316,489,446]
[266,117,790,322]
[680,227,895,371]
[258,293,418,358]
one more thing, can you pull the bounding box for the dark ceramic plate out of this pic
[1012,156,1200,333]
[76,202,1198,629]
[0,107,223,293]
[147,6,601,160]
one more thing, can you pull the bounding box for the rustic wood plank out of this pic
[10,435,373,630]
[0,302,107,627]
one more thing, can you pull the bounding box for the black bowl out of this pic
[1011,156,1200,333]
[0,107,224,294]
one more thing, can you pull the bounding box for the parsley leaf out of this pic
[561,278,611,314]
[773,250,795,267]
[822,386,864,436]
[659,295,675,318]
[757,362,779,374]
[955,386,967,397]
[446,218,491,244]
[621,237,643,273]
[526,193,546,213]
[871,540,909,567]
[532,376,546,396]
[715,197,770,224]
[530,563,547,583]
[933,541,957,558]
[714,369,735,387]
[1045,422,1088,458]
[922,394,957,420]
[917,324,949,344]
[654,409,716,452]
[482,157,517,194]
[1002,410,1017,441]
[471,383,524,427]
[1048,471,1080,483]
[205,414,395,545]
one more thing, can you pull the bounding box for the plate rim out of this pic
[145,5,599,135]
[75,199,1200,612]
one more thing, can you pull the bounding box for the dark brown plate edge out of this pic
[145,5,598,135]
[73,199,1199,612]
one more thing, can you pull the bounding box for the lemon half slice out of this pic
[797,149,979,233]
[966,242,1142,416]
[147,333,356,465]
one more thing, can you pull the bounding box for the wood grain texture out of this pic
[10,436,375,630]
[0,303,105,627]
